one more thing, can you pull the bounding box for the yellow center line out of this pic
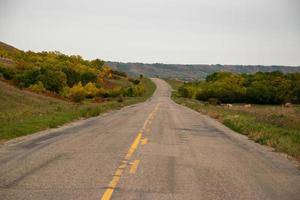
[129,160,140,174]
[100,103,160,200]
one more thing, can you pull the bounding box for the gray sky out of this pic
[0,0,299,66]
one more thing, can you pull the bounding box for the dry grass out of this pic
[171,90,300,162]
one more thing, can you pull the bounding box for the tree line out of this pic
[0,48,144,102]
[177,71,300,104]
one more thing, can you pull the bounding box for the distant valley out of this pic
[107,61,300,80]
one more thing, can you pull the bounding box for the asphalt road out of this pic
[0,78,299,200]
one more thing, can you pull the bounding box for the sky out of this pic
[0,0,299,66]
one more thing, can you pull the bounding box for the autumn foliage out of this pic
[0,47,145,102]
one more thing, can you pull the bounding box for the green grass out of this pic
[167,80,300,161]
[0,78,156,141]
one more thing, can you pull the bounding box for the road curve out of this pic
[0,78,299,200]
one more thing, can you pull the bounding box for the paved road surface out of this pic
[0,78,299,200]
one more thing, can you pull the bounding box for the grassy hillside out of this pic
[0,41,150,103]
[0,41,157,141]
[166,79,300,162]
[0,78,155,141]
[107,61,300,80]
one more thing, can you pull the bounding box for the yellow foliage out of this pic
[84,82,98,98]
[69,82,86,102]
[29,81,46,93]
[60,86,70,98]
[132,85,145,96]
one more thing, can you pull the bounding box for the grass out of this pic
[0,78,156,141]
[165,79,300,161]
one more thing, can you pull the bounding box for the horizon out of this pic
[2,39,300,68]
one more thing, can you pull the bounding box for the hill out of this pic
[0,41,19,52]
[0,41,156,141]
[106,62,300,80]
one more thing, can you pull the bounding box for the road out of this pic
[0,78,299,200]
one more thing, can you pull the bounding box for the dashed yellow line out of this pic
[129,160,140,174]
[100,103,160,200]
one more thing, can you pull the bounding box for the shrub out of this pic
[84,82,98,98]
[178,86,189,98]
[62,67,81,87]
[60,86,71,98]
[69,82,86,102]
[14,68,40,87]
[37,69,67,93]
[111,70,127,77]
[80,71,97,85]
[123,85,144,97]
[108,87,122,97]
[208,98,221,105]
[179,71,300,104]
[128,77,140,84]
[29,81,46,93]
[133,79,140,85]
[133,85,144,96]
[0,64,16,80]
[123,87,134,97]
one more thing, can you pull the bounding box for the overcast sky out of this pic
[0,0,299,65]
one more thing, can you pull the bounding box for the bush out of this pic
[37,69,67,93]
[111,70,127,77]
[29,81,46,93]
[123,85,144,97]
[84,82,98,98]
[179,71,300,104]
[0,64,16,80]
[80,71,97,85]
[128,77,140,85]
[123,87,134,97]
[69,82,86,102]
[62,67,81,87]
[133,79,140,85]
[178,86,189,98]
[133,85,144,96]
[208,98,221,105]
[96,87,122,98]
[108,87,122,97]
[14,68,40,87]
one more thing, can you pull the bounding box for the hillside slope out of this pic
[107,61,300,80]
[0,78,156,141]
[0,41,157,141]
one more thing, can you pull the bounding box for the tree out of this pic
[37,69,67,93]
[62,67,81,87]
[80,71,97,85]
[91,59,104,70]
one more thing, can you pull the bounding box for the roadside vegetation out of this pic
[0,46,148,102]
[0,43,156,141]
[166,73,300,161]
[176,71,300,104]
